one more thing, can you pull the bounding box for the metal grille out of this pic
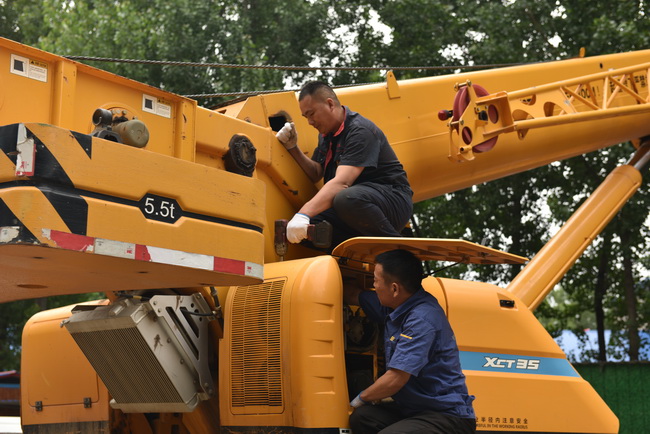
[71,328,182,403]
[230,279,284,410]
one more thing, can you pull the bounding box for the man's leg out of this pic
[349,402,404,434]
[332,183,412,237]
[379,411,477,434]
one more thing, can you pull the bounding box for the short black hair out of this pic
[299,81,340,104]
[375,249,424,294]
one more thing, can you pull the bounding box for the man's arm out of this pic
[343,282,364,306]
[288,146,323,183]
[298,164,363,217]
[358,368,411,403]
[277,122,323,183]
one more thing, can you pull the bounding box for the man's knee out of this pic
[332,187,381,224]
[349,405,371,433]
[332,189,362,215]
[349,405,386,434]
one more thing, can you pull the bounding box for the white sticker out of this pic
[10,54,48,82]
[94,238,135,259]
[142,94,172,118]
[0,227,21,243]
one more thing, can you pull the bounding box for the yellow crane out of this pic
[1,37,649,433]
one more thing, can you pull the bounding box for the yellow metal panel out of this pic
[444,278,618,432]
[220,256,349,430]
[468,374,618,432]
[17,123,266,228]
[331,237,527,267]
[0,37,195,159]
[288,256,348,429]
[445,279,562,357]
[21,302,111,427]
[0,122,268,300]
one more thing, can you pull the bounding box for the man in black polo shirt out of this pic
[276,81,413,248]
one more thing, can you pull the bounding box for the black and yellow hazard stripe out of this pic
[0,192,37,243]
[0,124,19,181]
[0,123,90,238]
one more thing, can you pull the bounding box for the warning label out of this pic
[10,54,48,82]
[142,94,172,118]
[476,416,529,430]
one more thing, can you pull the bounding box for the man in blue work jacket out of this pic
[346,249,476,433]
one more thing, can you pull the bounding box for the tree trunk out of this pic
[594,232,611,362]
[621,230,640,361]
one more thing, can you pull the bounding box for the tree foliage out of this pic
[0,294,100,370]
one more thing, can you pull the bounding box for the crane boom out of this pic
[446,62,650,162]
[508,142,650,310]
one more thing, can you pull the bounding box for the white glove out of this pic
[276,122,297,150]
[350,393,367,408]
[287,213,310,243]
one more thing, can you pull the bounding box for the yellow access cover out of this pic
[331,237,527,267]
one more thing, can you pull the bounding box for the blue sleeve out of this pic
[387,316,437,376]
[359,290,389,324]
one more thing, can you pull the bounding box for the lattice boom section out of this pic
[230,279,284,409]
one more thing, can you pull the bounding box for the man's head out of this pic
[373,249,424,309]
[298,81,345,135]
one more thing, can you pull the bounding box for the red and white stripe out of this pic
[40,228,263,280]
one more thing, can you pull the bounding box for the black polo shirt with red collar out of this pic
[311,108,411,191]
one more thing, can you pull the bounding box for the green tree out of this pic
[12,0,340,104]
[0,0,23,41]
[0,294,100,370]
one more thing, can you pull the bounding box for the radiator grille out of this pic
[71,328,182,403]
[230,279,284,410]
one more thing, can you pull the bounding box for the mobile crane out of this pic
[1,37,649,433]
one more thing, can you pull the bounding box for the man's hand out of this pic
[287,213,310,243]
[355,369,410,403]
[276,122,297,150]
[350,392,368,409]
